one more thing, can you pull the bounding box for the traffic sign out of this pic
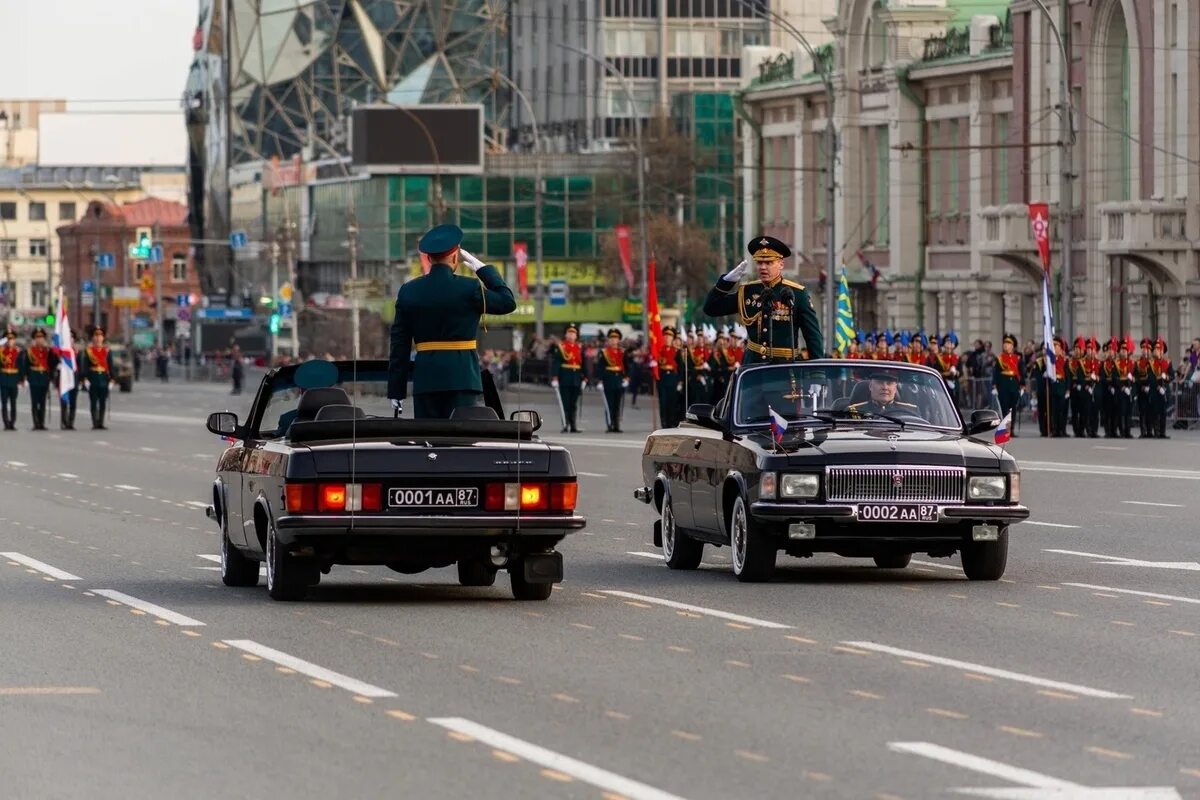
[81,292,95,306]
[97,252,115,270]
[279,282,293,302]
[82,280,95,292]
[229,231,248,249]
[195,307,254,320]
[139,273,155,291]
[176,294,190,307]
[278,302,293,318]
[548,279,568,306]
[149,245,163,264]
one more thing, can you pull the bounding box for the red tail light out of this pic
[285,483,315,513]
[360,483,382,512]
[550,481,578,511]
[318,483,346,512]
[483,481,577,512]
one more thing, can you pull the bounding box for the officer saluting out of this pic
[550,323,584,433]
[387,224,517,419]
[702,236,824,363]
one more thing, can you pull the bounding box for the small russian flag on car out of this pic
[769,406,788,443]
[994,411,1012,446]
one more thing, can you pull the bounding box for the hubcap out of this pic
[731,501,747,573]
[662,501,675,560]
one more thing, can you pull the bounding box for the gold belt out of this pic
[561,364,581,370]
[1,368,17,374]
[415,339,477,353]
[605,366,623,372]
[746,341,800,358]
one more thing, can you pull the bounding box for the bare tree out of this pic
[599,211,720,303]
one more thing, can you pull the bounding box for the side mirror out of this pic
[207,411,240,437]
[965,409,1000,436]
[510,410,542,432]
[685,403,722,430]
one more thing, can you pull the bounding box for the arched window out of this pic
[866,2,888,68]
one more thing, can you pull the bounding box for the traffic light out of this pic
[44,309,54,326]
[129,232,152,259]
[269,312,281,334]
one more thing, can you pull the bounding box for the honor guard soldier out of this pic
[81,327,113,429]
[652,326,685,428]
[54,330,78,430]
[24,327,58,430]
[0,326,23,431]
[1082,337,1101,437]
[992,334,1025,429]
[1099,338,1118,438]
[686,327,712,405]
[702,236,824,363]
[550,323,584,433]
[709,328,737,402]
[1033,338,1068,437]
[847,370,921,417]
[935,333,961,405]
[1113,337,1135,438]
[1149,337,1173,438]
[387,224,517,419]
[599,328,628,432]
[1066,337,1091,438]
[1134,337,1155,437]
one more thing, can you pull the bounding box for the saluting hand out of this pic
[458,248,485,273]
[723,260,750,282]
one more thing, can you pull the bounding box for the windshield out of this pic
[256,365,393,438]
[733,363,961,430]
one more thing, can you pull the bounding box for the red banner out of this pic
[614,224,635,289]
[646,254,663,381]
[1028,202,1052,273]
[513,241,529,298]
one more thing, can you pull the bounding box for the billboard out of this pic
[351,104,484,174]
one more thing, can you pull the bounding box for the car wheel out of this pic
[221,529,259,587]
[873,553,912,569]
[961,527,1008,581]
[662,494,703,570]
[510,562,553,601]
[730,495,775,583]
[457,559,497,587]
[265,522,308,601]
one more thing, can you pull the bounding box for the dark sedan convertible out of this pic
[205,359,585,601]
[634,360,1029,581]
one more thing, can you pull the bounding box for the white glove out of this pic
[621,379,629,389]
[459,248,485,273]
[551,378,559,388]
[1159,387,1166,395]
[391,398,404,416]
[722,260,750,282]
[648,360,658,369]
[991,387,998,396]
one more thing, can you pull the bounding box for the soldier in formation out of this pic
[598,328,628,433]
[24,327,57,430]
[653,326,685,428]
[550,323,584,433]
[81,327,114,429]
[0,326,24,431]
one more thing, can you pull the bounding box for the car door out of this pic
[216,440,249,546]
[689,428,724,535]
[651,429,696,529]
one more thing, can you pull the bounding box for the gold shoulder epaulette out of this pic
[781,279,806,291]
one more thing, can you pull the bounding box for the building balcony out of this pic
[1097,201,1190,256]
[977,203,1054,258]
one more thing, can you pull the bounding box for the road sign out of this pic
[195,307,255,320]
[82,280,95,292]
[149,245,164,264]
[113,287,141,308]
[176,294,190,307]
[280,282,293,301]
[81,292,95,306]
[97,252,115,270]
[139,273,155,291]
[278,302,293,317]
[548,279,568,306]
[229,231,248,249]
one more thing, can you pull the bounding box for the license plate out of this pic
[388,487,478,508]
[856,503,939,523]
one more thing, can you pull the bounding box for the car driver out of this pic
[847,371,921,417]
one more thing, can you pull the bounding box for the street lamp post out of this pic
[557,42,649,337]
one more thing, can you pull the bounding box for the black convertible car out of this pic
[634,360,1029,581]
[204,359,585,601]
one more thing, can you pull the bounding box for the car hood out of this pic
[750,427,1005,470]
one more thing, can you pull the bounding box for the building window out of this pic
[28,202,47,221]
[1071,20,1082,61]
[59,201,76,221]
[1170,2,1178,47]
[31,281,47,309]
[135,261,149,279]
[172,254,188,282]
[0,239,16,258]
[0,202,14,221]
[29,239,48,258]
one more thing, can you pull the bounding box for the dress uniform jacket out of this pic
[1,342,25,430]
[655,344,685,428]
[550,339,584,431]
[599,345,626,432]
[992,353,1024,420]
[702,277,824,363]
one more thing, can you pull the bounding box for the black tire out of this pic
[961,527,1009,581]
[662,494,703,570]
[873,553,913,569]
[730,495,775,582]
[221,529,259,587]
[265,521,309,601]
[457,559,497,587]
[510,563,554,601]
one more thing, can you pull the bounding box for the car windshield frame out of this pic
[729,360,964,433]
[248,360,392,438]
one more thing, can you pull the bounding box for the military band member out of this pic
[1112,337,1135,438]
[848,371,921,417]
[1150,338,1173,438]
[1134,337,1155,438]
[387,224,517,419]
[1067,337,1091,438]
[599,328,628,433]
[702,236,824,364]
[653,326,685,428]
[550,323,584,433]
[992,334,1024,427]
[81,327,113,429]
[0,326,23,431]
[1032,338,1068,437]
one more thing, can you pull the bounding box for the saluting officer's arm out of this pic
[702,278,739,317]
[475,264,517,315]
[387,291,412,400]
[797,289,825,358]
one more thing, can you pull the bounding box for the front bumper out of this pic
[274,513,586,543]
[750,501,1030,525]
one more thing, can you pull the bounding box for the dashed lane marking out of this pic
[222,640,396,698]
[56,473,79,479]
[93,590,205,626]
[1121,500,1185,508]
[841,642,1132,700]
[1022,521,1081,529]
[1063,583,1200,606]
[600,590,790,629]
[427,718,686,800]
[0,552,81,581]
[0,687,100,696]
[577,472,608,478]
[114,485,141,491]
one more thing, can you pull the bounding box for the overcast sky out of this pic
[0,0,197,164]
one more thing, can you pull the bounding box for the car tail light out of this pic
[550,481,578,511]
[359,483,382,512]
[483,481,576,512]
[285,483,315,513]
[318,483,346,512]
[311,482,382,512]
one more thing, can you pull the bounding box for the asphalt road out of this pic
[2,377,1199,799]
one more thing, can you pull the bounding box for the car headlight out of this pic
[967,475,1007,501]
[759,472,777,499]
[780,474,820,499]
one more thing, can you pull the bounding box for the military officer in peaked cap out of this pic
[550,323,584,433]
[702,236,824,364]
[847,370,921,418]
[387,224,517,419]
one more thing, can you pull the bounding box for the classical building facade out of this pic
[740,0,1200,351]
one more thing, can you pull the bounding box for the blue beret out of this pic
[418,224,464,255]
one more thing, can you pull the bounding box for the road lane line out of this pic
[600,590,791,629]
[626,551,661,560]
[114,484,141,491]
[427,717,685,800]
[888,741,1080,789]
[0,552,81,581]
[843,642,1130,699]
[185,501,209,509]
[0,687,101,695]
[1063,583,1200,605]
[911,559,961,571]
[222,640,396,698]
[56,473,79,479]
[1021,460,1200,482]
[577,472,609,478]
[6,461,27,467]
[93,590,205,627]
[1020,521,1081,529]
[1121,500,1185,508]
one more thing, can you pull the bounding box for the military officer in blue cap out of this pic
[387,224,517,419]
[702,235,824,363]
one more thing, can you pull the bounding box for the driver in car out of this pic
[847,371,921,418]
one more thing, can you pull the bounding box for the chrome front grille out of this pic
[825,466,966,504]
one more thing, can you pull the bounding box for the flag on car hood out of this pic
[994,411,1012,446]
[769,406,788,443]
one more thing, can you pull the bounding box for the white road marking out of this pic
[577,471,609,478]
[114,484,141,491]
[911,559,962,571]
[1121,500,1185,509]
[56,473,79,479]
[626,551,661,560]
[600,590,791,629]
[197,554,221,563]
[1020,521,1080,529]
[428,717,685,800]
[0,552,81,581]
[185,501,209,509]
[139,447,158,452]
[6,461,27,467]
[843,642,1131,699]
[1021,460,1200,482]
[1063,583,1200,605]
[1093,445,1127,451]
[92,590,205,626]
[1045,549,1200,572]
[222,640,396,698]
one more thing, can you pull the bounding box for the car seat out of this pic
[315,404,366,421]
[296,387,354,422]
[449,406,500,421]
